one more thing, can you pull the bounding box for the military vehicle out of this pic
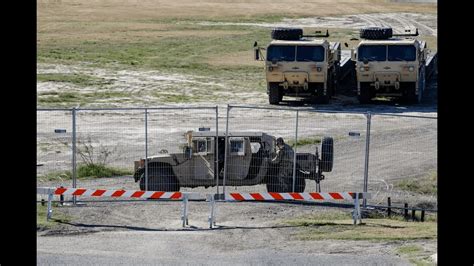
[133,130,334,193]
[351,27,430,103]
[254,28,341,104]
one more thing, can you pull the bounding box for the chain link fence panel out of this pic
[367,114,437,209]
[37,109,73,201]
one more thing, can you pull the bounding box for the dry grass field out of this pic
[37,0,437,107]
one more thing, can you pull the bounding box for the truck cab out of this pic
[255,28,341,105]
[352,27,428,103]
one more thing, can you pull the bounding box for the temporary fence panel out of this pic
[145,107,219,194]
[37,109,73,195]
[223,106,298,195]
[367,114,437,208]
[297,111,369,194]
[74,109,146,193]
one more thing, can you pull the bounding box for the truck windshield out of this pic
[296,46,325,62]
[267,45,295,61]
[388,45,416,61]
[358,45,386,61]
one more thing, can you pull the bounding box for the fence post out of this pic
[363,112,371,207]
[181,194,189,227]
[215,106,219,196]
[145,108,148,191]
[292,110,299,192]
[404,203,409,220]
[72,107,77,205]
[223,105,230,199]
[208,194,216,228]
[387,197,391,217]
[421,209,425,222]
[46,189,53,221]
[60,186,64,206]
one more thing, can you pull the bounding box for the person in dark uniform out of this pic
[271,137,294,183]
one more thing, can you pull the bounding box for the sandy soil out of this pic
[198,12,437,37]
[37,200,437,265]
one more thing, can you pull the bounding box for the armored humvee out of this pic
[133,130,334,193]
[351,27,430,103]
[254,28,341,104]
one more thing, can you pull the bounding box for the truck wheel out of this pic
[271,28,303,40]
[358,83,371,104]
[319,137,333,172]
[269,83,282,105]
[139,167,180,191]
[360,27,392,40]
[403,83,421,104]
[311,95,329,104]
[292,177,306,193]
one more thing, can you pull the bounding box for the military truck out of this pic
[133,130,334,193]
[351,27,429,103]
[254,28,341,104]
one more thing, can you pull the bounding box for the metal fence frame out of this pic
[222,104,437,207]
[38,105,437,208]
[37,106,219,203]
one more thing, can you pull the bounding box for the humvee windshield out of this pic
[267,45,325,62]
[358,45,416,62]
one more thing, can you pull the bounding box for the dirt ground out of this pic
[37,200,437,265]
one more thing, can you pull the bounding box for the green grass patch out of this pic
[287,135,347,147]
[285,210,437,241]
[76,164,132,178]
[37,203,71,230]
[37,91,130,106]
[396,245,434,266]
[38,170,72,181]
[395,171,437,194]
[37,164,132,180]
[288,137,322,147]
[37,73,113,87]
[397,245,423,255]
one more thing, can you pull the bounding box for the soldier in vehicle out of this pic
[271,137,295,185]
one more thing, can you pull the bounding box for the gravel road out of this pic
[37,201,436,265]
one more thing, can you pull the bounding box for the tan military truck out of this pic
[133,130,334,193]
[254,28,341,104]
[351,27,428,103]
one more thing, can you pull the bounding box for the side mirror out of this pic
[351,49,356,61]
[254,41,260,61]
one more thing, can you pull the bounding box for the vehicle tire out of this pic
[139,167,180,191]
[266,176,305,193]
[268,83,282,105]
[403,82,421,104]
[319,137,333,172]
[311,95,329,104]
[360,27,392,40]
[358,83,372,104]
[271,27,303,40]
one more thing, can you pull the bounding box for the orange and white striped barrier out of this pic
[37,187,201,227]
[53,187,183,200]
[219,192,371,226]
[225,192,369,201]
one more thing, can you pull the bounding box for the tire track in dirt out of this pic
[197,13,437,37]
